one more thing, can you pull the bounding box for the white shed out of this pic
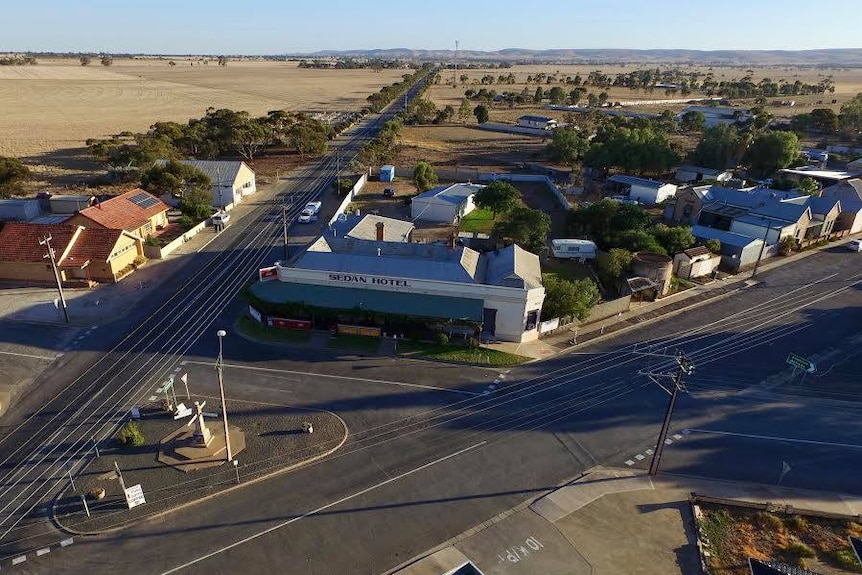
[411,183,483,224]
[157,159,257,209]
[607,175,677,205]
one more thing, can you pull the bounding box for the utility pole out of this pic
[40,234,70,324]
[637,350,695,476]
[751,219,776,279]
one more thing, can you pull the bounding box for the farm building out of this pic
[411,183,483,224]
[251,230,545,343]
[674,165,733,185]
[0,199,42,222]
[379,165,396,182]
[517,116,558,130]
[40,194,95,215]
[691,225,765,272]
[169,160,256,209]
[606,175,677,205]
[672,246,721,280]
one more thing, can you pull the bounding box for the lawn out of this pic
[397,341,529,366]
[237,316,312,343]
[327,335,382,352]
[460,208,496,234]
[542,260,595,283]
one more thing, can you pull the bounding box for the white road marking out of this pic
[12,555,26,564]
[0,350,59,361]
[148,396,157,402]
[36,547,50,556]
[682,429,691,435]
[159,441,488,575]
[673,434,683,440]
[624,459,635,466]
[664,439,673,445]
[60,538,73,547]
[635,454,645,460]
[182,361,481,396]
[687,429,862,450]
[645,449,654,455]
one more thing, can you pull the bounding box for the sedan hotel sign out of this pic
[328,273,410,288]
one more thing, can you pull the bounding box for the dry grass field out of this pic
[428,64,862,125]
[0,58,408,161]
[398,124,545,168]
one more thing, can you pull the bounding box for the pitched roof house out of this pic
[66,189,169,239]
[0,223,144,285]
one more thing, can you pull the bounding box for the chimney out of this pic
[376,221,385,241]
[448,232,456,250]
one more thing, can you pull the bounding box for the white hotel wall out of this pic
[274,263,545,343]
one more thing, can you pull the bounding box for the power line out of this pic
[637,348,695,476]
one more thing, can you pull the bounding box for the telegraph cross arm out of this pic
[786,353,816,373]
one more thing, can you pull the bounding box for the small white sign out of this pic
[173,403,193,420]
[125,484,146,509]
[248,305,263,323]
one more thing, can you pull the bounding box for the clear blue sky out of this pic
[4,0,859,54]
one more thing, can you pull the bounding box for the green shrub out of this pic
[825,548,860,570]
[784,540,815,559]
[755,511,784,531]
[435,332,449,346]
[178,215,193,229]
[467,337,480,349]
[116,421,145,447]
[783,515,808,531]
[144,235,159,246]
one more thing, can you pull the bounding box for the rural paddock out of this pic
[0,58,409,159]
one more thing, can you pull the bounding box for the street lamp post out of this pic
[216,329,232,462]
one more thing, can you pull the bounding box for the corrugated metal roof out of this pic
[608,175,668,189]
[749,201,810,223]
[692,225,762,248]
[299,236,483,284]
[330,214,414,242]
[249,281,484,322]
[179,160,250,185]
[485,244,542,290]
[413,183,484,205]
[519,115,555,123]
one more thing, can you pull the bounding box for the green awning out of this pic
[250,281,484,322]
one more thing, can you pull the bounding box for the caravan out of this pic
[551,239,598,261]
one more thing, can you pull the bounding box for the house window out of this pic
[144,222,153,234]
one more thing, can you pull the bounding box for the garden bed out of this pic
[696,502,862,574]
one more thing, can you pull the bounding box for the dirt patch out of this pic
[697,503,862,574]
[398,124,546,168]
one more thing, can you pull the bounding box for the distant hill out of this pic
[295,48,862,67]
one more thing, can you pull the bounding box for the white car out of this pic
[298,201,322,223]
[847,239,862,252]
[211,212,230,226]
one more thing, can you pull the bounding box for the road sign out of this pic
[786,353,815,373]
[124,484,146,509]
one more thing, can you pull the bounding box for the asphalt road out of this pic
[0,71,434,567]
[5,243,859,574]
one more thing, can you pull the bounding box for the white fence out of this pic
[143,219,208,260]
[329,172,368,225]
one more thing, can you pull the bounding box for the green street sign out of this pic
[786,353,815,373]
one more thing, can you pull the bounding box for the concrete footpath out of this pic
[389,467,862,575]
[488,236,861,361]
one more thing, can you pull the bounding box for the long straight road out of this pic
[7,240,860,573]
[0,73,432,562]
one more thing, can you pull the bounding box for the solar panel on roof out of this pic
[129,192,159,209]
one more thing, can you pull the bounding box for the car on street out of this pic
[211,212,230,227]
[298,201,322,223]
[847,239,862,252]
